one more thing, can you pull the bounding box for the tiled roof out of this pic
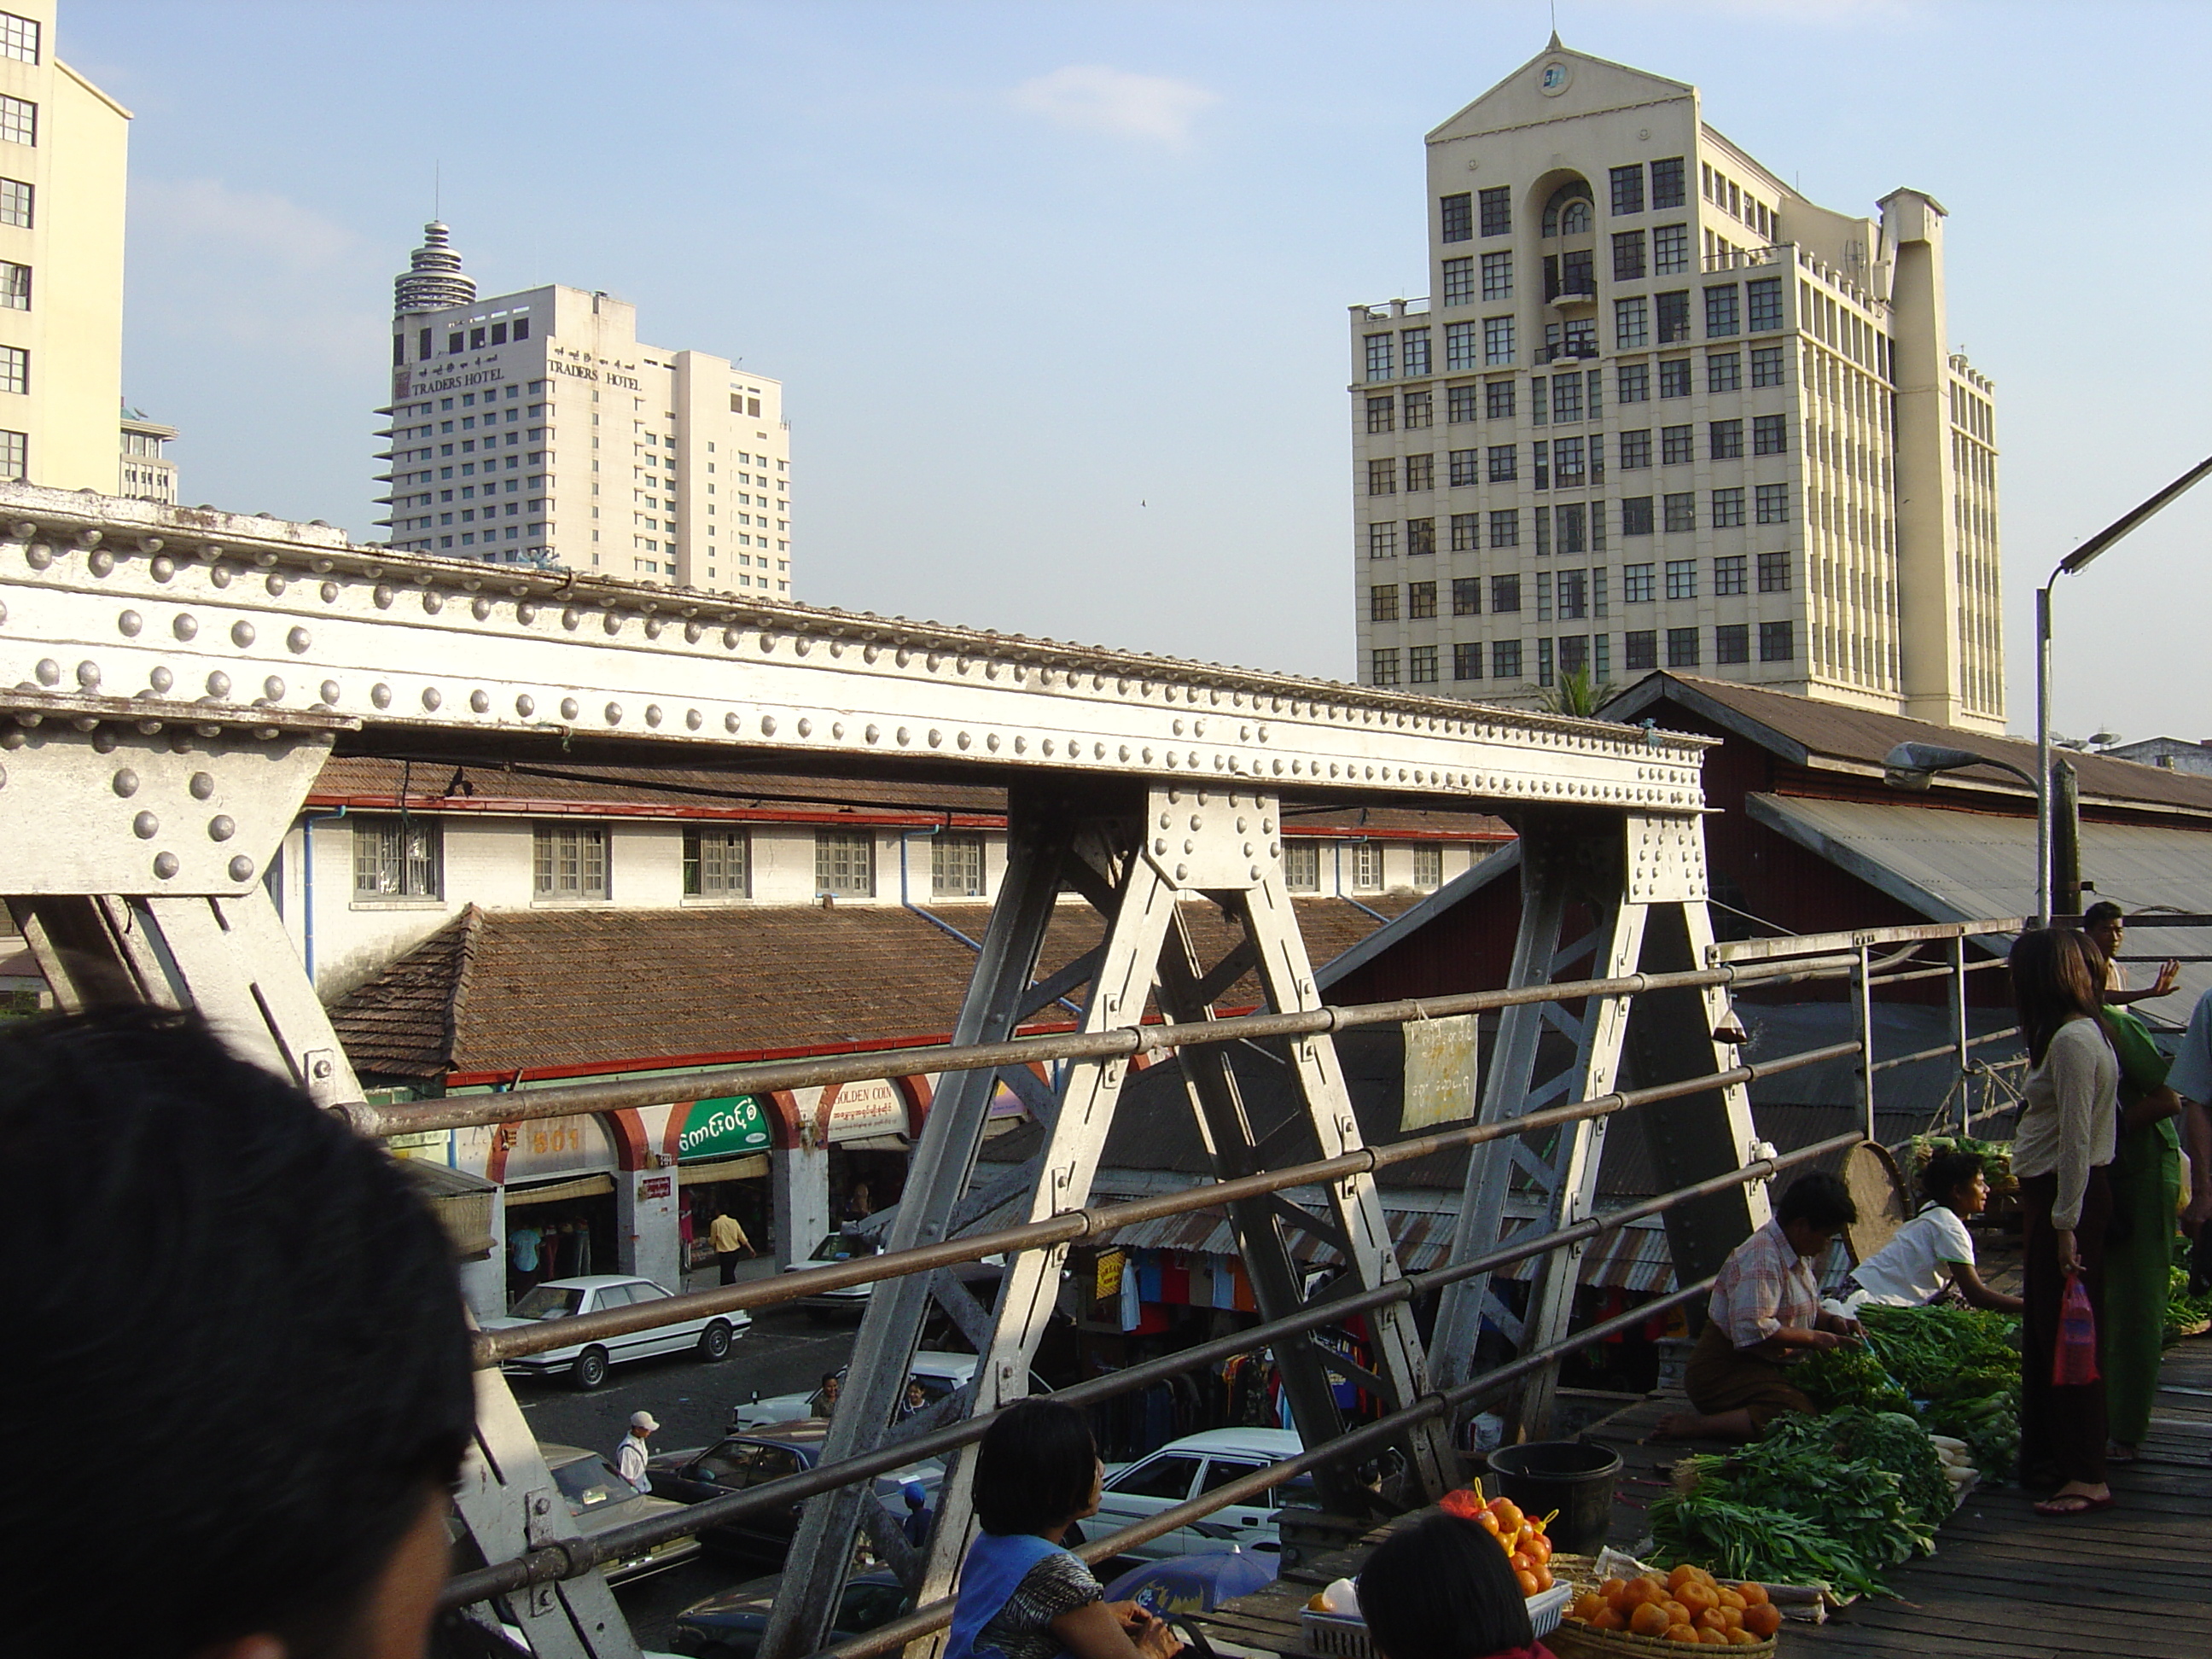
[329,894,1423,1082]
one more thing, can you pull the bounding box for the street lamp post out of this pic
[2033,454,2212,927]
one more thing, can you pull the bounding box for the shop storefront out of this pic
[496,1112,623,1306]
[674,1095,773,1277]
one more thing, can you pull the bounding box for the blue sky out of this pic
[64,1,2212,743]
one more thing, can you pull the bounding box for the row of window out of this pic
[396,315,535,364]
[1361,345,1787,434]
[1367,415,1788,480]
[1365,326,1788,393]
[1368,481,1790,534]
[1369,620,1796,687]
[1438,159,1685,245]
[1362,279,1782,380]
[1281,839,1442,894]
[1367,552,1793,623]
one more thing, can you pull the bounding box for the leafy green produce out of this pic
[2168,1264,2212,1347]
[1854,1305,2022,1479]
[1646,1487,1889,1600]
[1906,1134,2013,1188]
[1795,1342,1912,1414]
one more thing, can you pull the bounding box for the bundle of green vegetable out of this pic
[2169,1264,2212,1346]
[1644,1487,1890,1601]
[1906,1133,2014,1188]
[1861,1305,2022,1479]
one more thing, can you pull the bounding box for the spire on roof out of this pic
[393,220,476,317]
[1547,27,1563,49]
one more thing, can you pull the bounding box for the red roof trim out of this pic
[304,794,1008,829]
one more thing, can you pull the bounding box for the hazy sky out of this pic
[63,1,2212,744]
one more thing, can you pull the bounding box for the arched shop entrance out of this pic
[671,1095,775,1281]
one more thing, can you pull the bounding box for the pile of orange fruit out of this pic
[1436,1484,1555,1596]
[1565,1565,1783,1645]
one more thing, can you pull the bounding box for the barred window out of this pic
[1407,580,1437,619]
[1441,192,1473,243]
[1284,841,1322,892]
[1619,429,1651,471]
[685,827,752,897]
[1714,555,1748,596]
[0,11,38,62]
[1442,256,1476,307]
[1367,521,1398,558]
[0,344,25,395]
[1747,276,1784,332]
[1488,510,1520,550]
[1367,458,1397,496]
[1659,358,1691,399]
[1665,559,1697,601]
[1662,492,1695,533]
[1492,638,1523,679]
[0,176,32,228]
[1481,249,1514,300]
[1757,550,1792,592]
[1478,186,1511,236]
[1710,419,1743,460]
[1487,445,1517,483]
[1365,396,1394,434]
[1452,576,1481,614]
[1447,384,1481,423]
[1621,498,1654,538]
[1452,642,1483,679]
[929,833,985,898]
[1705,284,1740,338]
[1485,379,1516,419]
[1653,225,1689,276]
[1403,389,1433,428]
[815,828,876,896]
[1750,345,1787,387]
[1402,328,1431,376]
[1365,334,1394,381]
[1371,649,1401,686]
[1666,626,1700,668]
[1714,623,1750,664]
[1370,584,1400,622]
[1662,425,1693,465]
[1617,362,1650,404]
[534,823,609,899]
[1445,321,1480,371]
[0,95,32,148]
[1448,449,1480,488]
[1408,644,1439,684]
[1755,482,1790,523]
[1610,163,1645,216]
[1615,296,1648,349]
[353,817,442,898]
[1624,629,1657,670]
[1404,453,1434,492]
[1483,316,1516,364]
[1623,562,1656,603]
[1760,620,1796,661]
[0,260,27,310]
[1450,514,1480,553]
[1491,573,1522,612]
[1650,158,1685,209]
[1708,352,1742,393]
[1753,414,1788,455]
[1711,487,1745,527]
[1406,516,1436,556]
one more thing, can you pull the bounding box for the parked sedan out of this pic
[731,1349,1047,1433]
[646,1419,940,1566]
[670,1570,912,1659]
[541,1444,702,1584]
[482,1275,749,1390]
[1090,1429,1313,1562]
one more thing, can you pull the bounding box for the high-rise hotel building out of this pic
[376,224,791,597]
[1351,41,2002,733]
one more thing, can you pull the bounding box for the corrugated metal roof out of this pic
[1749,793,2212,1030]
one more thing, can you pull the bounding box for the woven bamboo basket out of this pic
[1546,1622,1777,1659]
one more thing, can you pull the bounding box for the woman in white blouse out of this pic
[2006,928,2120,1517]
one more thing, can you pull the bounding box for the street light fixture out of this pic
[1882,740,2038,794]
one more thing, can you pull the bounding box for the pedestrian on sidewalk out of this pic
[710,1208,754,1285]
[617,1411,658,1493]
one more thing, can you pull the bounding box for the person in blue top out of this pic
[945,1400,1184,1659]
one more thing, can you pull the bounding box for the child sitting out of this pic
[1837,1150,2022,1313]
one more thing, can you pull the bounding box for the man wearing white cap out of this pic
[616,1411,659,1493]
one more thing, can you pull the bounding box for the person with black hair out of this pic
[0,1008,475,1659]
[1356,1511,1540,1659]
[2081,902,2180,1007]
[945,1400,1182,1659]
[1655,1173,1860,1442]
[1837,1151,2022,1313]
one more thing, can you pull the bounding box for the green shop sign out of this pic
[679,1095,771,1161]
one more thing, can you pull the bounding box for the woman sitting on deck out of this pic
[1653,1173,1862,1442]
[945,1399,1183,1659]
[1358,1511,1546,1659]
[1835,1150,2023,1313]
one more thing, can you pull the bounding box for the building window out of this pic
[1488,509,1520,549]
[1408,643,1439,684]
[1611,232,1648,287]
[1447,384,1481,423]
[0,344,25,394]
[1536,635,1555,687]
[1367,521,1399,558]
[1666,626,1700,668]
[1655,290,1691,345]
[1450,514,1479,553]
[1441,191,1473,243]
[1755,482,1790,524]
[1404,453,1434,492]
[1615,363,1649,406]
[1407,579,1437,619]
[1367,459,1397,496]
[1708,352,1742,393]
[1452,576,1481,614]
[1658,358,1691,399]
[1714,555,1748,596]
[1402,328,1431,376]
[1665,558,1697,601]
[0,176,31,228]
[1492,638,1523,679]
[1371,649,1401,686]
[1705,285,1740,337]
[0,95,32,148]
[1622,562,1656,603]
[1447,448,1479,489]
[932,833,987,898]
[1610,164,1645,217]
[1621,498,1654,539]
[1486,444,1516,483]
[1411,844,1444,889]
[1406,516,1436,556]
[1445,321,1479,371]
[1534,442,1549,492]
[1757,550,1792,592]
[1557,568,1587,619]
[1365,396,1394,434]
[1551,371,1583,424]
[533,824,609,900]
[684,827,751,897]
[0,11,39,62]
[1747,277,1784,332]
[1350,842,1385,891]
[0,260,26,310]
[1491,573,1522,614]
[812,829,876,896]
[352,817,441,899]
[1662,492,1694,533]
[1750,345,1786,387]
[1483,316,1515,365]
[1480,249,1513,300]
[1441,257,1476,307]
[1617,430,1651,473]
[1650,157,1685,208]
[1624,629,1657,670]
[1365,335,1394,381]
[1403,389,1433,428]
[1753,414,1788,456]
[1558,634,1590,678]
[1612,296,1648,350]
[1711,487,1745,527]
[1284,840,1322,892]
[1485,379,1516,419]
[1661,424,1693,465]
[1650,225,1688,279]
[1479,186,1511,236]
[1710,419,1743,460]
[1370,585,1400,622]
[1452,641,1483,679]
[1714,623,1750,664]
[1759,620,1796,661]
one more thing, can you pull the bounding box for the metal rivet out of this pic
[205,671,231,697]
[373,585,393,608]
[1175,863,1189,881]
[316,679,338,704]
[644,704,662,727]
[469,690,490,713]
[928,729,943,748]
[116,609,144,638]
[112,768,139,797]
[685,708,702,731]
[516,694,535,717]
[76,661,100,690]
[602,613,621,635]
[603,702,622,724]
[288,626,311,653]
[188,772,215,800]
[370,683,393,708]
[896,726,911,746]
[152,556,177,581]
[797,718,812,737]
[208,815,236,841]
[518,602,538,624]
[559,697,579,720]
[133,811,160,839]
[421,686,442,711]
[228,855,255,882]
[153,852,178,880]
[760,714,777,736]
[25,544,50,568]
[263,676,284,701]
[562,608,581,631]
[864,723,882,744]
[473,597,492,620]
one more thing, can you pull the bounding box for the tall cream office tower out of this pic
[376,223,791,597]
[1351,40,2002,733]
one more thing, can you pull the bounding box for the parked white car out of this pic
[1090,1429,1312,1562]
[483,1275,751,1390]
[730,1351,1050,1433]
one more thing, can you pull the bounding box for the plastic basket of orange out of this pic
[1549,1563,1784,1656]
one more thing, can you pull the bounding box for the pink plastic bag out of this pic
[2053,1272,2100,1387]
